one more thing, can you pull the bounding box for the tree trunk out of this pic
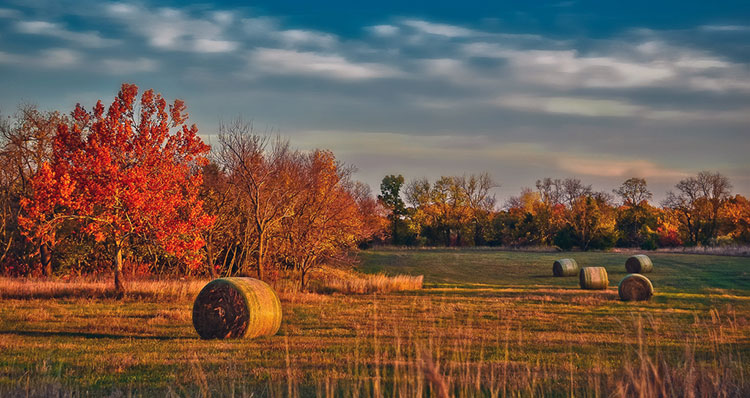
[256,233,265,280]
[114,245,125,294]
[206,235,217,278]
[391,216,398,245]
[40,243,52,277]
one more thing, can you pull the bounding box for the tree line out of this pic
[379,172,750,250]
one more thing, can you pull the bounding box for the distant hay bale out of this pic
[552,258,579,277]
[618,274,654,301]
[625,254,653,273]
[192,278,282,339]
[579,267,609,290]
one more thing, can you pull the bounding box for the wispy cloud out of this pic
[0,48,80,68]
[0,8,21,18]
[278,29,337,48]
[104,3,238,53]
[250,48,401,80]
[699,25,750,32]
[368,25,400,37]
[402,19,476,37]
[15,20,117,48]
[101,57,158,74]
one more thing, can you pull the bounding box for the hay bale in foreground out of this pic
[618,274,654,301]
[579,267,609,290]
[192,278,282,339]
[625,254,653,273]
[552,258,579,277]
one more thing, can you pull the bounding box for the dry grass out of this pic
[0,277,208,301]
[307,265,424,294]
[0,250,748,397]
[0,287,747,397]
[614,315,746,397]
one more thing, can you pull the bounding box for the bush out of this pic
[554,227,575,251]
[640,236,658,251]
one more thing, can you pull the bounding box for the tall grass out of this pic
[0,277,208,301]
[306,266,423,294]
[0,268,422,300]
[173,310,747,398]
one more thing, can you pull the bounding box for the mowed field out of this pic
[1,249,749,397]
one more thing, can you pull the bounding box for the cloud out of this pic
[39,48,80,67]
[556,157,687,179]
[494,95,750,123]
[496,96,642,118]
[250,48,401,80]
[15,20,117,48]
[402,19,476,37]
[699,25,750,32]
[461,39,750,93]
[104,4,238,54]
[278,29,337,48]
[368,25,399,37]
[0,8,21,18]
[0,51,25,65]
[193,39,238,53]
[0,48,80,68]
[101,57,158,74]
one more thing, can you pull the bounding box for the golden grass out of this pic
[0,277,208,301]
[0,253,748,397]
[0,287,747,397]
[307,266,424,294]
[0,266,422,301]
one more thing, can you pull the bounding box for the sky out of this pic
[1,0,749,205]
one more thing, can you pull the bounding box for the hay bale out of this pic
[552,258,579,277]
[192,278,282,339]
[579,267,609,290]
[618,274,654,301]
[625,254,653,273]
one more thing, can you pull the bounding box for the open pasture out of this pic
[1,249,749,397]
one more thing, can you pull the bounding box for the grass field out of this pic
[1,249,749,397]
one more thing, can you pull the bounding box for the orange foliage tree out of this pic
[20,84,213,292]
[274,150,379,288]
[722,194,750,243]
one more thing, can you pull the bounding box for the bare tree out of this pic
[613,177,653,206]
[561,178,593,208]
[663,171,732,245]
[405,177,431,208]
[200,162,239,277]
[216,119,303,280]
[535,178,563,206]
[461,173,498,245]
[535,177,591,208]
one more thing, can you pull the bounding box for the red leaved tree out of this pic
[20,84,213,293]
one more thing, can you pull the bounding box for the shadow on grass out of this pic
[0,329,192,340]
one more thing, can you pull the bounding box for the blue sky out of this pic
[1,0,749,203]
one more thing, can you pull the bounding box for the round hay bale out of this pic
[552,258,579,277]
[618,274,654,301]
[579,267,609,290]
[192,278,282,339]
[625,254,653,273]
